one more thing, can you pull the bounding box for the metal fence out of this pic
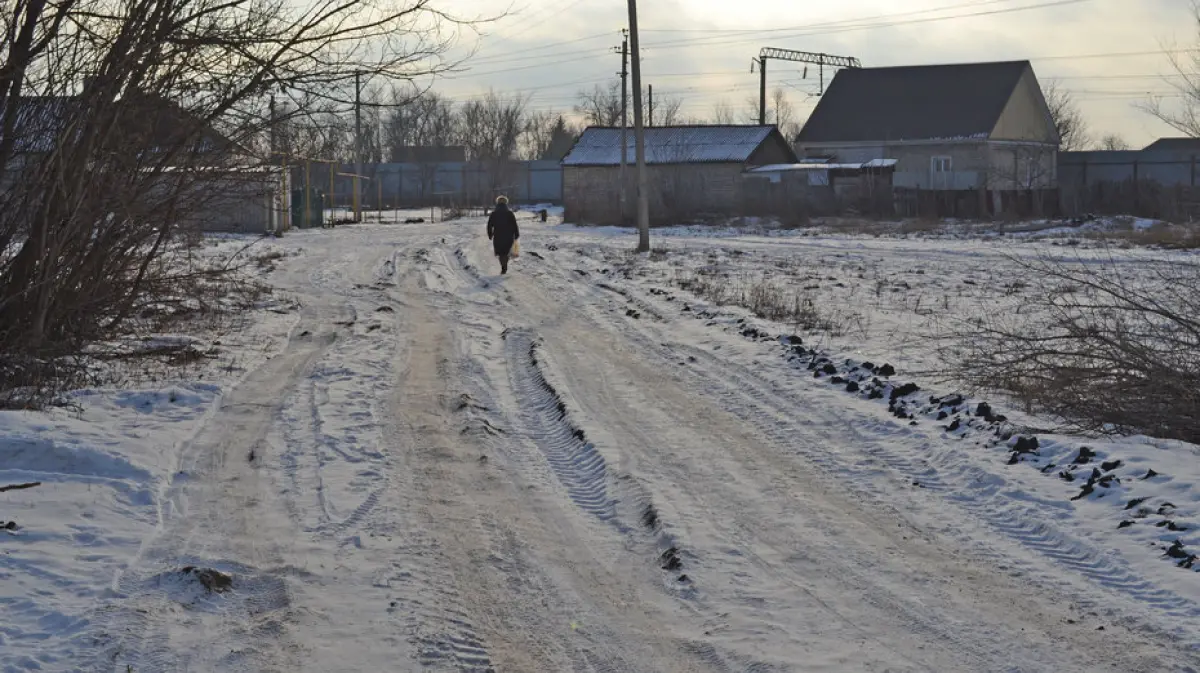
[1060,150,1200,220]
[291,160,562,211]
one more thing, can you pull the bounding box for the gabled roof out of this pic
[562,125,790,166]
[796,60,1033,144]
[1142,137,1200,152]
[0,93,238,158]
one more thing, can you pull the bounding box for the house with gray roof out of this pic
[796,60,1059,211]
[560,125,796,224]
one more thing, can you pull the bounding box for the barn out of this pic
[561,125,797,225]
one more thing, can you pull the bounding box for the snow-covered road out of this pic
[5,215,1198,672]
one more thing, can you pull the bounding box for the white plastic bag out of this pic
[510,240,520,258]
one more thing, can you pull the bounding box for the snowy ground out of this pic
[2,212,1198,672]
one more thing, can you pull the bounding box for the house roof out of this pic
[1142,137,1200,152]
[0,93,238,158]
[0,96,72,154]
[562,125,788,166]
[748,158,897,173]
[796,60,1033,144]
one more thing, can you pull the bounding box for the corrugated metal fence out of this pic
[293,160,562,208]
[1060,150,1200,220]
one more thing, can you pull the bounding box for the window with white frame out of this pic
[931,156,952,173]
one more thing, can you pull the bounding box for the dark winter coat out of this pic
[487,204,519,256]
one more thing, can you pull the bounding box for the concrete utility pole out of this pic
[619,31,629,224]
[753,56,767,125]
[354,71,363,222]
[627,0,650,251]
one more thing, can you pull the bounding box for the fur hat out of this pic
[495,195,509,205]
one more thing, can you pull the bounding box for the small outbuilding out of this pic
[561,125,797,225]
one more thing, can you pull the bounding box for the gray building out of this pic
[561,125,797,225]
[796,60,1059,213]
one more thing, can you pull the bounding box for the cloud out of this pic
[428,0,1193,146]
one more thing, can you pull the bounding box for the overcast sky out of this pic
[429,0,1195,148]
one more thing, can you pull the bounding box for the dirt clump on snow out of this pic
[180,566,234,593]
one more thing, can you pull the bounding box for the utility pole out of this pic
[354,71,363,222]
[619,31,629,224]
[627,0,649,251]
[754,56,767,125]
[648,85,653,127]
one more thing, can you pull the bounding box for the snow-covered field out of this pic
[2,213,1198,672]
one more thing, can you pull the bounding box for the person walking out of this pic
[486,195,520,275]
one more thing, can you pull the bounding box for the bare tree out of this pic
[0,0,475,403]
[384,87,460,158]
[1044,81,1091,151]
[711,99,737,125]
[575,82,622,127]
[1097,134,1131,151]
[458,90,527,198]
[950,254,1200,444]
[645,89,683,126]
[1141,3,1200,137]
[522,112,578,160]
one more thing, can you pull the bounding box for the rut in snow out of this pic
[503,327,694,588]
[505,328,617,523]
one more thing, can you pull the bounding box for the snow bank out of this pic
[0,248,295,668]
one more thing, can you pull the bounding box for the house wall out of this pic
[987,143,1058,190]
[747,133,800,166]
[887,142,991,189]
[564,163,746,225]
[795,140,1057,190]
[990,68,1058,143]
[178,171,287,234]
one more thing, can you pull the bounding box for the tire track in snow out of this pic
[387,536,497,673]
[541,265,1199,646]
[504,327,618,524]
[684,339,1195,616]
[503,325,697,594]
[449,336,650,673]
[608,294,1200,628]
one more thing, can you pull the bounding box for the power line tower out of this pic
[751,48,860,125]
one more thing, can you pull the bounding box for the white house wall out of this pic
[990,68,1059,143]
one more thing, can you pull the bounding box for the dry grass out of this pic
[674,267,858,337]
[1079,220,1200,249]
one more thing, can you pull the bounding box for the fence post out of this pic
[1133,159,1140,213]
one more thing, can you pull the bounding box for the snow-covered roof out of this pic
[747,158,897,173]
[562,125,791,166]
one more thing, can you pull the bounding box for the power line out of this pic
[642,0,1093,52]
[642,0,1017,34]
[456,40,614,70]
